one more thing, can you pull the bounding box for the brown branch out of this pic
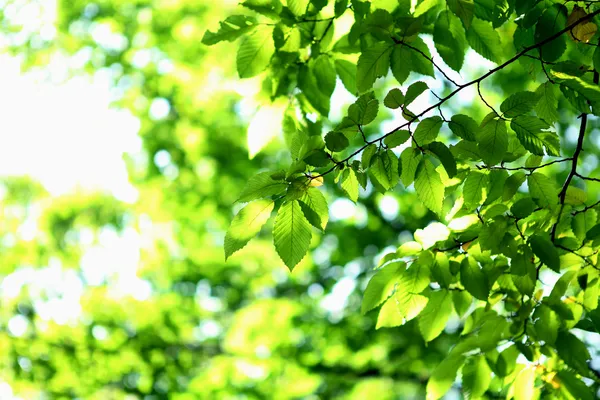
[310,9,600,180]
[480,158,572,172]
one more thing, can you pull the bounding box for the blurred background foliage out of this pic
[1,0,599,399]
[0,0,459,398]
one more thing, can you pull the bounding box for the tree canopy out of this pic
[2,0,600,399]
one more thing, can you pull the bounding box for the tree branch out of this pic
[311,9,600,180]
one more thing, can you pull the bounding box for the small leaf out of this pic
[370,150,399,190]
[447,0,474,29]
[427,142,457,178]
[384,88,404,109]
[534,4,567,62]
[415,159,445,215]
[313,55,337,97]
[404,81,429,106]
[511,116,560,156]
[528,172,558,208]
[400,147,423,187]
[449,114,477,141]
[384,130,410,148]
[273,200,313,270]
[225,200,274,259]
[463,171,488,209]
[414,116,443,145]
[462,355,492,399]
[362,144,378,166]
[466,18,501,62]
[236,172,288,203]
[362,261,406,314]
[335,59,358,94]
[556,331,592,376]
[460,257,489,300]
[535,81,560,124]
[202,15,257,45]
[511,197,536,219]
[348,93,379,125]
[325,131,349,152]
[434,11,467,72]
[426,355,466,400]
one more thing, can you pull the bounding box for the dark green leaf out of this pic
[427,142,457,178]
[356,42,393,92]
[325,131,349,152]
[529,234,560,272]
[500,91,538,118]
[449,114,478,141]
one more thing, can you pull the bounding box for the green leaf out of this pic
[237,26,275,78]
[340,168,360,202]
[287,0,309,16]
[511,197,536,219]
[585,223,600,242]
[362,143,378,166]
[400,147,423,186]
[460,257,489,300]
[466,18,501,62]
[478,117,508,166]
[348,93,379,125]
[551,70,600,103]
[529,234,560,272]
[303,149,331,167]
[433,11,467,72]
[325,131,349,152]
[362,261,406,314]
[527,172,558,208]
[496,345,519,377]
[236,172,288,203]
[391,36,435,84]
[225,199,274,259]
[500,91,538,118]
[384,130,410,148]
[449,114,477,141]
[335,59,358,94]
[376,297,404,328]
[414,116,443,145]
[313,55,337,97]
[395,255,431,320]
[556,331,592,376]
[503,171,526,201]
[511,116,560,156]
[534,4,567,62]
[299,188,328,231]
[273,200,313,270]
[462,355,492,399]
[299,64,330,116]
[452,290,472,317]
[532,304,559,344]
[426,142,457,178]
[415,159,445,215]
[463,171,488,210]
[370,150,399,190]
[595,46,600,76]
[404,81,428,107]
[426,355,465,400]
[557,370,596,400]
[202,15,257,45]
[447,0,474,29]
[418,290,452,342]
[384,88,404,109]
[356,42,393,92]
[535,81,560,124]
[565,187,586,206]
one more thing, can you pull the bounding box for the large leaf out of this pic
[356,42,394,92]
[418,290,452,342]
[511,116,560,156]
[466,18,501,62]
[427,142,457,178]
[527,172,558,208]
[529,234,560,272]
[426,354,466,400]
[273,200,313,270]
[535,81,560,124]
[463,171,488,209]
[390,36,435,84]
[460,257,489,300]
[225,199,274,259]
[236,171,288,203]
[400,147,423,186]
[335,59,358,94]
[362,261,406,314]
[414,159,445,215]
[414,116,443,145]
[236,26,275,78]
[370,150,399,190]
[299,188,329,231]
[447,0,474,29]
[500,91,538,118]
[462,355,492,399]
[340,167,360,202]
[433,11,467,72]
[534,4,567,62]
[449,114,477,141]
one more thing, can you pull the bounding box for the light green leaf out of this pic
[287,0,309,16]
[466,18,501,62]
[427,141,457,178]
[348,93,379,125]
[335,59,358,94]
[362,261,406,314]
[535,81,560,124]
[370,150,399,190]
[478,117,508,166]
[376,297,404,328]
[460,257,489,300]
[225,199,274,259]
[414,116,443,145]
[463,171,488,209]
[419,290,452,342]
[341,168,360,202]
[236,171,288,203]
[356,42,394,92]
[462,355,492,399]
[500,91,538,118]
[433,11,467,72]
[551,70,600,103]
[452,290,472,317]
[513,367,536,400]
[273,200,313,270]
[528,172,558,208]
[426,355,465,400]
[502,171,526,201]
[415,159,445,215]
[362,143,378,167]
[529,234,560,272]
[299,187,328,231]
[237,26,275,78]
[447,0,474,29]
[384,88,404,109]
[449,114,477,141]
[511,116,560,156]
[202,15,257,45]
[532,304,559,344]
[401,147,423,187]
